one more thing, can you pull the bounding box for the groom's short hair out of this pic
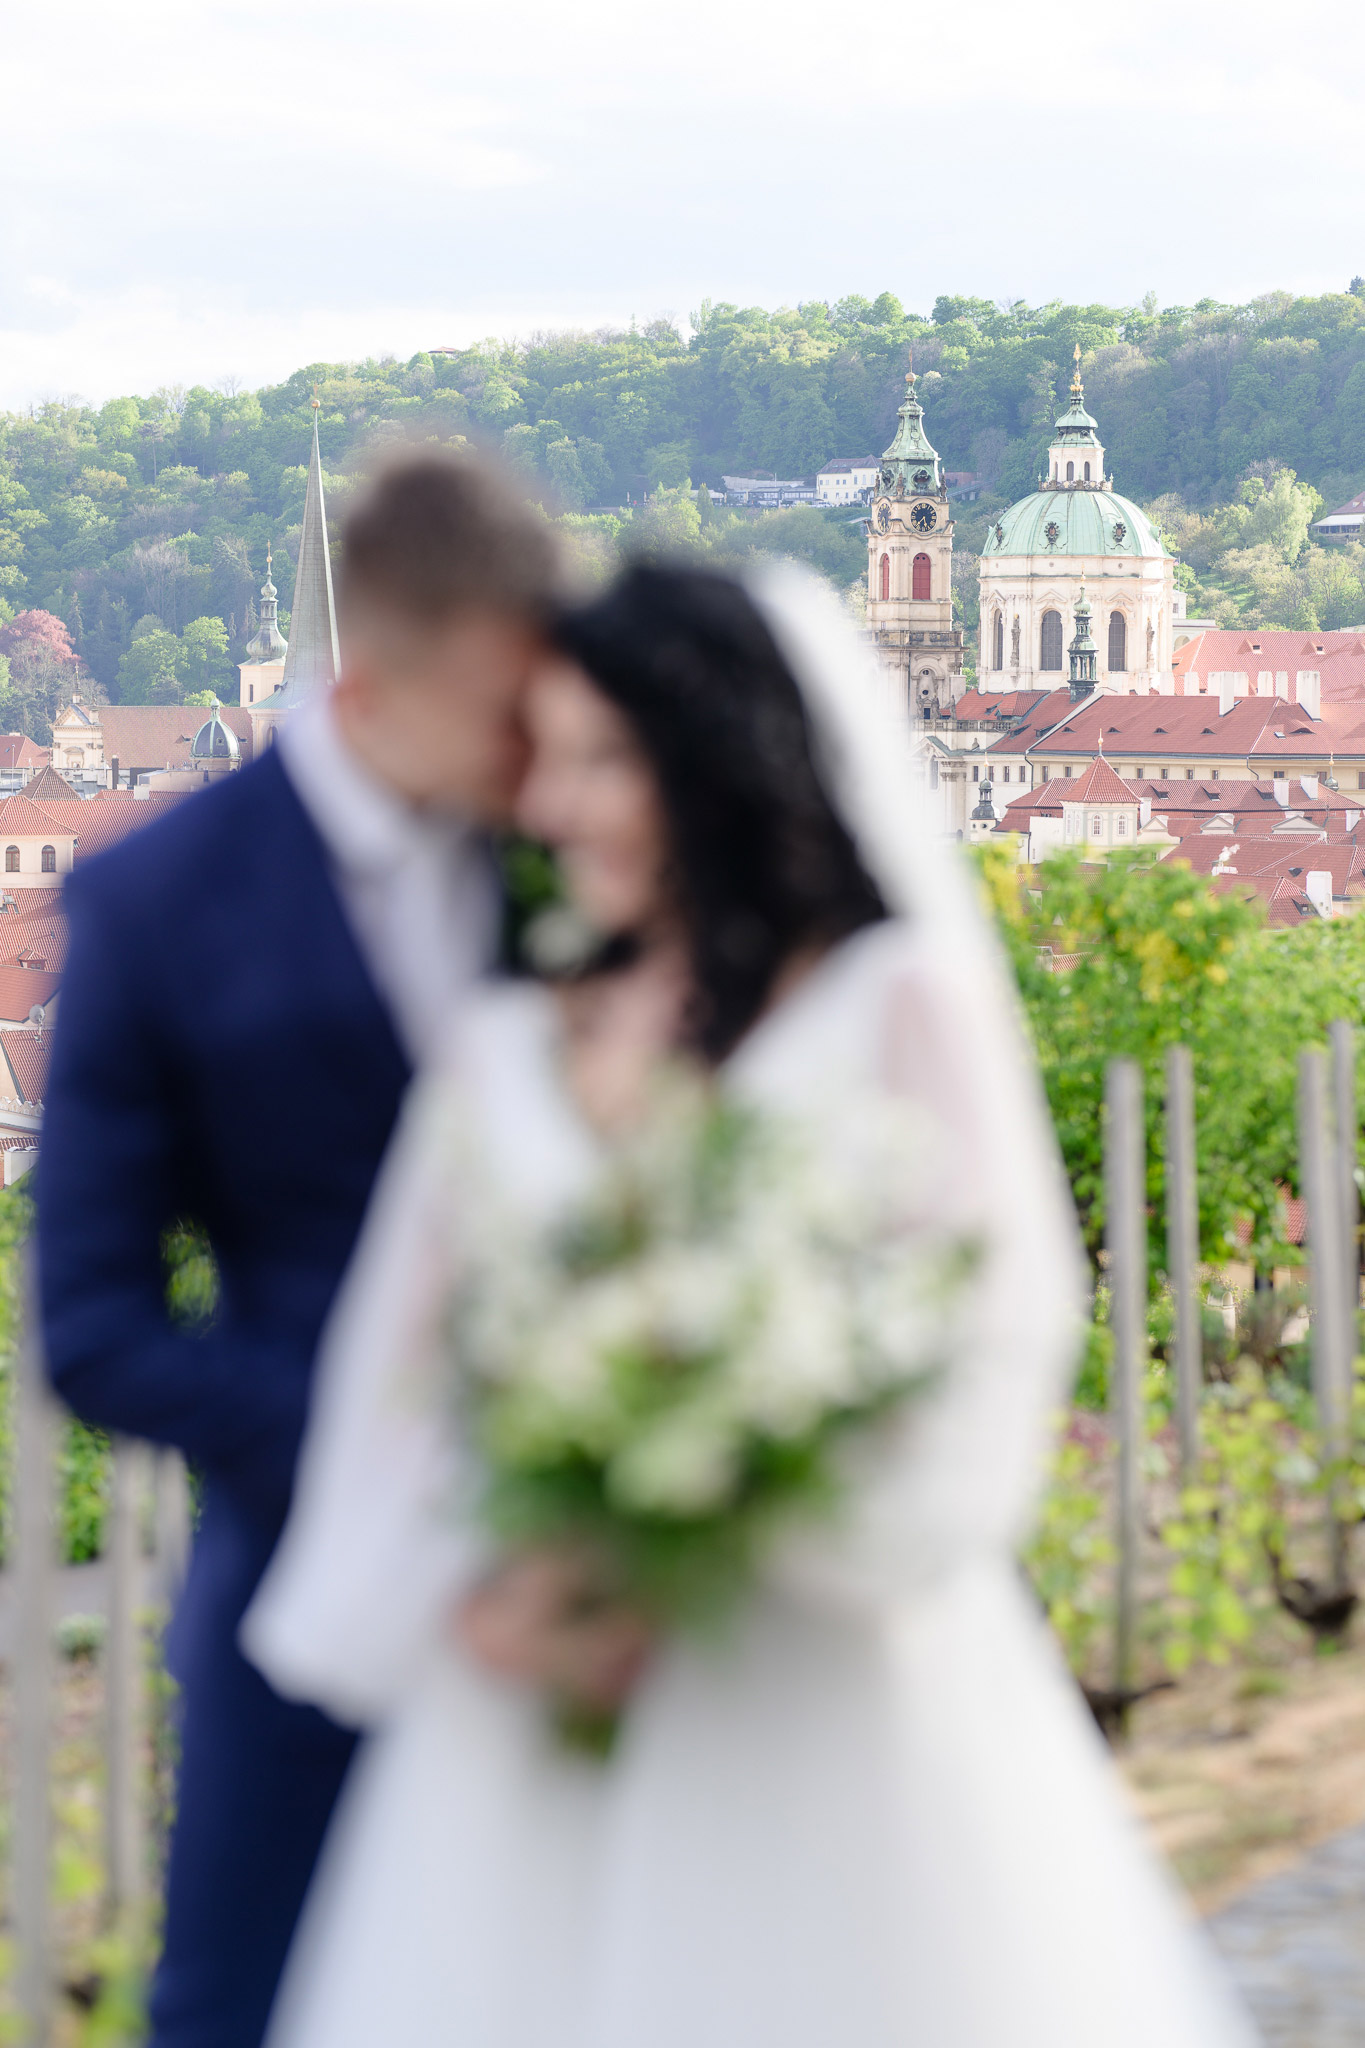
[340,448,557,629]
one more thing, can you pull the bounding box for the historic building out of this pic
[977,347,1175,697]
[238,545,287,706]
[866,366,964,715]
[49,701,254,789]
[248,399,340,751]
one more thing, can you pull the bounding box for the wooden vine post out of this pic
[1106,1059,1145,1719]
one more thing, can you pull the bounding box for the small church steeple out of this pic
[1068,588,1099,701]
[242,542,287,663]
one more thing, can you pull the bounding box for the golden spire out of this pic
[905,348,916,395]
[1070,342,1084,404]
[312,382,321,412]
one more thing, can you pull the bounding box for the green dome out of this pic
[981,489,1164,561]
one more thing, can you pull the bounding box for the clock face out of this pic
[875,500,891,532]
[911,502,936,533]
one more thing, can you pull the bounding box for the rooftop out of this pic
[982,488,1164,561]
[98,704,254,772]
[0,1030,50,1105]
[1065,755,1135,806]
[1027,692,1365,763]
[0,735,48,773]
[1172,630,1365,702]
[0,968,61,1022]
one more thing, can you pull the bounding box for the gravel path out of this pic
[1210,1824,1365,2046]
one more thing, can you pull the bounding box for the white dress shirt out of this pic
[278,692,498,1067]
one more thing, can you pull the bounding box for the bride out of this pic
[243,562,1254,2048]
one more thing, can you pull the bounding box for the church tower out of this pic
[249,397,340,751]
[238,546,287,707]
[866,361,964,718]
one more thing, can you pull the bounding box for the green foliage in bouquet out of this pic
[453,1082,976,1632]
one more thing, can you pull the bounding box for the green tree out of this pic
[629,487,704,554]
[176,615,232,696]
[977,844,1365,1282]
[116,617,181,704]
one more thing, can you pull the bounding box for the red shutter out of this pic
[879,553,890,601]
[912,552,931,600]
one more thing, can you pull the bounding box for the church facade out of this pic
[865,369,965,715]
[977,348,1175,697]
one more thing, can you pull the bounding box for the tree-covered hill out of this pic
[4,285,1365,734]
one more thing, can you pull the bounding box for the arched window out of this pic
[993,612,1004,670]
[40,845,55,873]
[1108,610,1127,672]
[879,553,890,601]
[1084,461,1091,482]
[1040,610,1064,670]
[912,553,931,600]
[4,848,16,873]
[1066,460,1074,482]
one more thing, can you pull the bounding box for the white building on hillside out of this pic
[1313,491,1365,542]
[816,458,878,506]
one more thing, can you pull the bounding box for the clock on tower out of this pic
[865,358,964,718]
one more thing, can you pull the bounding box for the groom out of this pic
[38,450,558,2048]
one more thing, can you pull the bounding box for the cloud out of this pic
[2,0,1364,406]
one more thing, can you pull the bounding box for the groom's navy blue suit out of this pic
[38,749,412,2048]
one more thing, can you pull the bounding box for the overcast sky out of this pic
[3,0,1362,410]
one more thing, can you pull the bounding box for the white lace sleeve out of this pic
[241,1075,482,1727]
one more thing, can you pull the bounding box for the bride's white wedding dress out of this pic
[243,568,1256,2048]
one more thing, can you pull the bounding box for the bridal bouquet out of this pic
[448,1075,979,1650]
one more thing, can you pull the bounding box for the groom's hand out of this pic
[456,1550,654,1710]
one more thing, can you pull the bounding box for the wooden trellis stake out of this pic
[13,1275,56,2043]
[1164,1044,1201,1481]
[1106,1059,1145,1711]
[1299,1048,1353,1589]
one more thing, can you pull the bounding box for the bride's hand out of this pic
[456,1550,654,1710]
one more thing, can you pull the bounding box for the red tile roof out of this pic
[0,888,64,919]
[98,704,253,773]
[980,689,1078,756]
[0,735,49,773]
[0,968,60,1022]
[1027,692,1365,766]
[24,765,78,802]
[1001,775,1365,839]
[0,793,75,839]
[1171,631,1365,704]
[1174,835,1362,885]
[1066,755,1136,806]
[0,1031,50,1104]
[35,793,186,861]
[0,911,67,971]
[952,688,1055,722]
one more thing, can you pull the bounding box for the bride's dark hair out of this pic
[552,562,888,1063]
